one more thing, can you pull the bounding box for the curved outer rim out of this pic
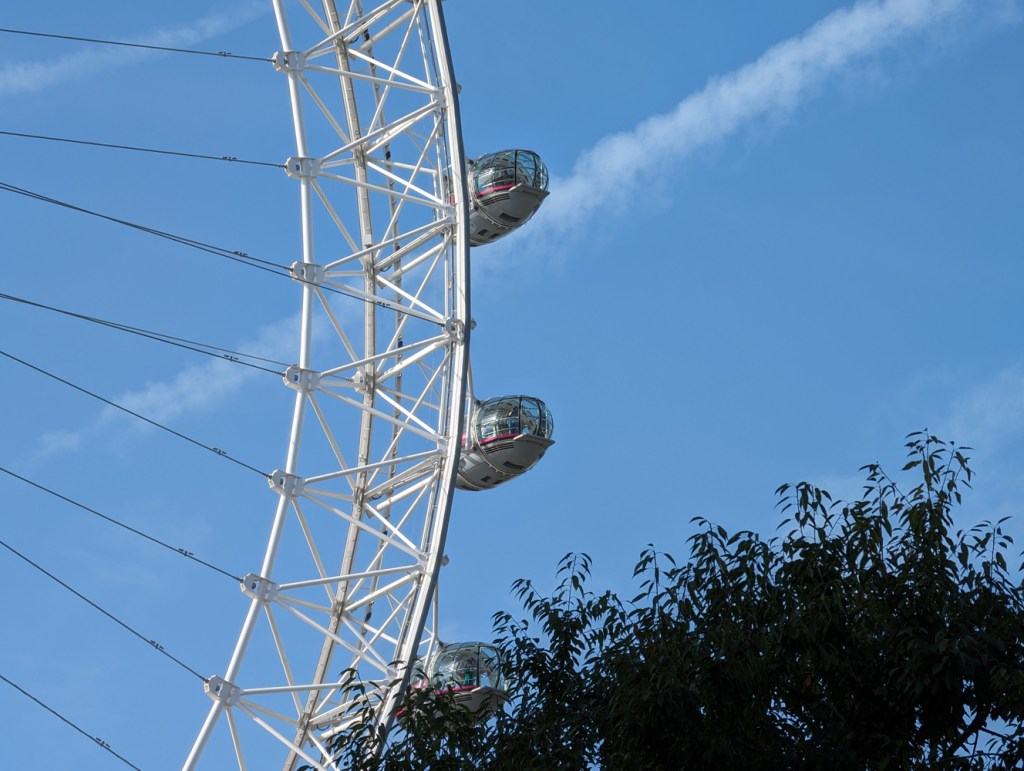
[183,1,469,768]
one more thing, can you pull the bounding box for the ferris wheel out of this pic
[184,1,551,769]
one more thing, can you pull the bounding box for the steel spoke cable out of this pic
[0,673,142,771]
[0,129,284,168]
[0,180,290,275]
[0,537,208,683]
[0,26,270,62]
[1,181,443,314]
[0,348,270,479]
[0,465,242,583]
[0,291,287,375]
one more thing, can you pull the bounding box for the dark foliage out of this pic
[326,434,1024,769]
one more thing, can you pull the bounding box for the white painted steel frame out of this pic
[184,0,468,768]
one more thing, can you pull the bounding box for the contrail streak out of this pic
[505,0,997,258]
[0,1,268,96]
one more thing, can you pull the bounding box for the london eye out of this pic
[185,2,551,767]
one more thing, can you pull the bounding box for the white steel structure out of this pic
[185,0,469,767]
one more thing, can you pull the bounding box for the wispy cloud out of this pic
[935,365,1024,536]
[483,0,1015,267]
[31,314,296,463]
[18,0,1017,458]
[944,365,1024,455]
[0,1,268,97]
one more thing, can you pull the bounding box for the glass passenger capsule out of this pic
[456,395,554,491]
[399,642,508,723]
[468,149,550,246]
[426,642,506,694]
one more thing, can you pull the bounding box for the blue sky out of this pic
[1,0,1022,767]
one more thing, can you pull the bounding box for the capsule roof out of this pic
[473,395,554,444]
[471,149,549,198]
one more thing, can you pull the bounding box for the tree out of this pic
[326,434,1024,769]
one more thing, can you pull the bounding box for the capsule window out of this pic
[473,395,553,442]
[427,643,505,691]
[472,150,549,196]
